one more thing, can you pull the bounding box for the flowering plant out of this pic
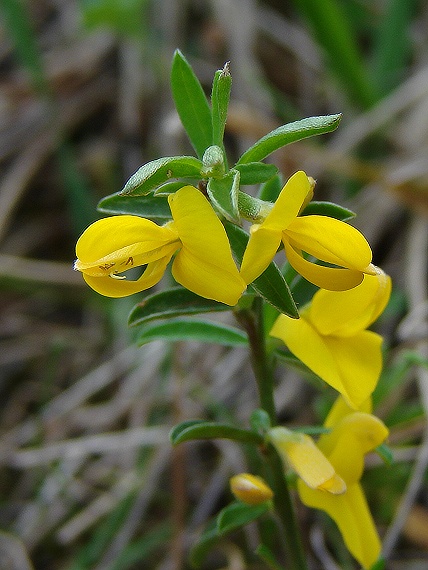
[74,51,392,569]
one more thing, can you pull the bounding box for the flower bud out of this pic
[230,473,273,505]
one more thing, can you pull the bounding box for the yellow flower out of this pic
[74,186,246,305]
[230,473,274,505]
[297,397,389,569]
[267,427,346,495]
[270,268,391,408]
[240,171,376,290]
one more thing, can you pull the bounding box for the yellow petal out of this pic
[285,215,373,271]
[168,186,246,305]
[268,427,346,494]
[262,171,312,230]
[75,215,179,276]
[82,255,172,297]
[319,412,389,485]
[240,171,311,284]
[270,315,354,404]
[240,226,282,285]
[322,332,384,409]
[308,268,392,336]
[230,473,274,505]
[298,480,382,569]
[283,241,365,291]
[172,249,245,305]
[323,396,373,430]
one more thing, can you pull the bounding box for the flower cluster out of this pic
[75,168,391,568]
[75,171,377,302]
[268,397,389,569]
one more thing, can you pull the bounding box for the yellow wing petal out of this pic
[283,241,365,291]
[76,215,178,272]
[285,215,373,270]
[82,255,172,297]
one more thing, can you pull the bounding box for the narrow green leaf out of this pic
[301,200,355,221]
[153,181,195,195]
[189,520,219,569]
[376,443,394,466]
[135,318,248,347]
[128,287,231,327]
[236,114,342,165]
[234,162,279,185]
[224,222,298,318]
[207,170,240,223]
[120,156,202,196]
[258,174,283,202]
[217,502,270,535]
[171,50,213,158]
[98,192,171,221]
[211,62,232,148]
[255,544,287,570]
[170,420,263,446]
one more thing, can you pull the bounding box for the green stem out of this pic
[235,297,308,570]
[236,296,276,423]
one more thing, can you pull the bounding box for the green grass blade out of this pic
[290,0,378,108]
[0,0,49,95]
[371,0,417,95]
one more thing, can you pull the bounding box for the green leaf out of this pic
[211,62,232,148]
[98,192,171,221]
[217,502,270,535]
[171,50,213,158]
[224,222,298,318]
[376,443,394,466]
[128,287,231,327]
[154,180,198,195]
[301,200,355,221]
[207,170,240,223]
[135,318,248,347]
[255,544,287,570]
[120,156,202,196]
[236,114,342,165]
[170,420,263,446]
[234,162,279,185]
[189,520,219,569]
[258,174,283,202]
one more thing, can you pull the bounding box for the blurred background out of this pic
[1,0,428,568]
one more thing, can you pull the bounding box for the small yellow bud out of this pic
[230,473,274,505]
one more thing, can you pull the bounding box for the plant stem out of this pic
[236,297,309,570]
